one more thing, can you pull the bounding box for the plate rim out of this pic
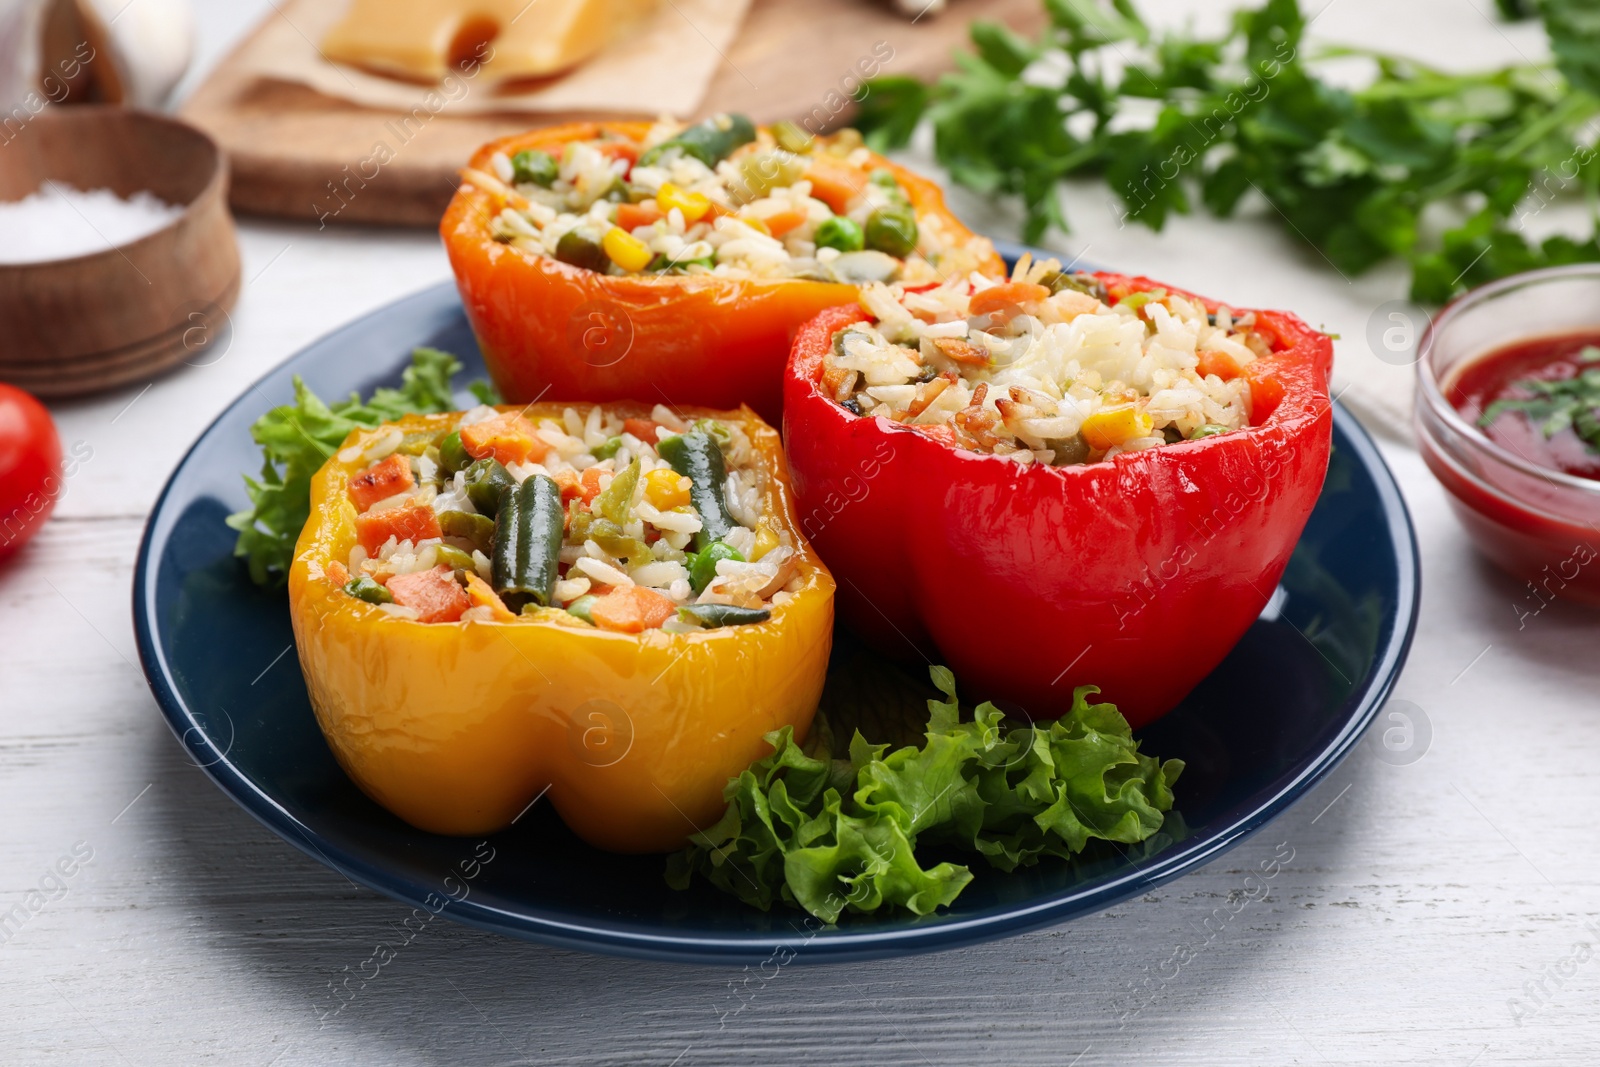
[133,273,1420,965]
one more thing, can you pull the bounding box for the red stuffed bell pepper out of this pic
[783,262,1333,728]
[441,115,1003,425]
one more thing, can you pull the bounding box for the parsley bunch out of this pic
[857,0,1600,302]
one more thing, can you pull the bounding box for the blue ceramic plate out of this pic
[135,261,1419,965]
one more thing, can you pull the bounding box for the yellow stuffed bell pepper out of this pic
[287,401,834,853]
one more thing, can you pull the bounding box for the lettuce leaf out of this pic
[666,667,1183,923]
[225,347,462,586]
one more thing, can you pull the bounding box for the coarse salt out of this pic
[0,183,184,265]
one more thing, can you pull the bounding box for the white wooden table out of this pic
[4,2,1598,1063]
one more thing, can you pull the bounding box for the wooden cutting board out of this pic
[179,0,1043,228]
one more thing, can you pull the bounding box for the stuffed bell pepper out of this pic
[783,258,1333,728]
[441,115,1004,424]
[287,400,834,852]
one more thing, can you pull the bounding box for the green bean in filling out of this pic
[679,603,771,628]
[639,113,756,168]
[437,431,471,475]
[555,231,608,272]
[436,544,477,572]
[438,510,495,553]
[345,576,393,604]
[464,458,516,517]
[492,475,563,609]
[658,432,735,550]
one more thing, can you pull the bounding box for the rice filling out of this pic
[334,404,800,631]
[465,116,996,285]
[821,255,1277,465]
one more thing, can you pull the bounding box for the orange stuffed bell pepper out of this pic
[783,261,1332,729]
[288,400,834,853]
[441,115,1004,424]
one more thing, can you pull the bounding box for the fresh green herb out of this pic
[1480,365,1600,451]
[1525,0,1600,97]
[227,348,462,586]
[468,379,503,406]
[666,666,1182,923]
[855,0,1600,303]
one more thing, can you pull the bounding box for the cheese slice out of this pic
[322,0,658,85]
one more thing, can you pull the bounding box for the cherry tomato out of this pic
[0,384,64,556]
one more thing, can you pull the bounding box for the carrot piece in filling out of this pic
[589,586,677,633]
[386,566,471,623]
[460,412,549,466]
[355,499,442,554]
[348,454,414,511]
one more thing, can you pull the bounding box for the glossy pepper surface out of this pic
[782,275,1333,728]
[288,403,835,852]
[440,121,1003,425]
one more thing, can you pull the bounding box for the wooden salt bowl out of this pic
[0,107,240,398]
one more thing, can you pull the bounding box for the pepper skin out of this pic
[288,403,834,852]
[440,122,1003,425]
[783,275,1333,729]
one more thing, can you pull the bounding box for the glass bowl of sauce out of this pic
[1416,264,1600,606]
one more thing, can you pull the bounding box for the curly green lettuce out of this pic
[666,667,1183,923]
[226,347,463,586]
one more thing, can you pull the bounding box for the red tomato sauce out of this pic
[1447,330,1600,480]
